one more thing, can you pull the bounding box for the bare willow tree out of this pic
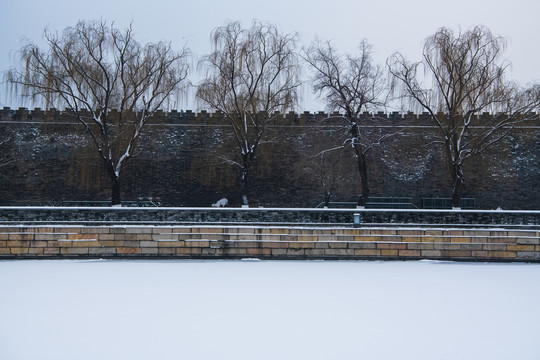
[197,21,300,206]
[388,26,540,208]
[303,40,389,207]
[5,20,190,205]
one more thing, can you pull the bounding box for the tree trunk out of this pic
[446,139,464,209]
[240,168,249,207]
[111,175,121,206]
[105,159,122,206]
[324,191,331,208]
[355,148,370,207]
[451,165,464,209]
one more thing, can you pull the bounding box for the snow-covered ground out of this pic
[1,259,539,360]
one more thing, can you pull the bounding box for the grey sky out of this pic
[1,0,539,110]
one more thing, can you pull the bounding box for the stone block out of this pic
[271,248,288,256]
[0,248,11,255]
[247,248,271,256]
[0,234,8,240]
[380,249,398,257]
[185,241,210,248]
[463,230,490,237]
[159,248,177,255]
[441,250,472,258]
[156,240,186,248]
[98,234,116,241]
[460,244,484,251]
[125,227,153,234]
[68,234,97,241]
[348,242,377,249]
[489,237,516,244]
[109,228,126,234]
[261,241,287,248]
[507,245,536,252]
[289,242,316,249]
[422,236,440,243]
[35,234,68,241]
[316,235,338,241]
[153,234,179,241]
[328,242,348,249]
[28,247,44,255]
[516,252,540,260]
[399,230,424,236]
[451,237,471,243]
[72,240,100,248]
[136,234,153,241]
[355,235,380,242]
[197,227,223,234]
[324,249,355,256]
[260,235,280,241]
[140,241,158,248]
[223,248,247,256]
[201,248,217,256]
[141,247,159,255]
[298,235,318,242]
[55,227,80,234]
[315,242,330,249]
[517,237,540,245]
[81,227,110,234]
[44,248,60,255]
[377,243,406,250]
[433,243,462,251]
[232,241,259,248]
[488,251,517,258]
[8,234,33,241]
[89,247,116,255]
[508,231,537,237]
[377,230,397,236]
[482,244,506,251]
[123,240,141,248]
[117,247,141,255]
[100,240,124,247]
[354,249,380,256]
[398,250,421,257]
[402,237,422,243]
[236,235,257,241]
[61,247,89,255]
[424,230,443,236]
[57,241,73,247]
[304,249,326,257]
[472,251,488,258]
[7,240,30,247]
[407,243,434,250]
[421,250,442,258]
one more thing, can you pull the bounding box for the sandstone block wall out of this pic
[2,225,539,262]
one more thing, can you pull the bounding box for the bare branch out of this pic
[5,20,191,204]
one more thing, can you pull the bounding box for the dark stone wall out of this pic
[0,107,539,209]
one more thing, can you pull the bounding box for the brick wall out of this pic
[1,225,539,261]
[1,108,539,209]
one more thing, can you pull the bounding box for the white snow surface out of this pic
[1,259,540,360]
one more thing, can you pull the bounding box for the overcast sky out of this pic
[1,0,539,111]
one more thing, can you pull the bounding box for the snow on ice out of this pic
[1,259,539,360]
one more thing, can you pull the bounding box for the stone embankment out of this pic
[2,225,539,262]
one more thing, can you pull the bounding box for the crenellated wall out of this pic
[0,107,539,209]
